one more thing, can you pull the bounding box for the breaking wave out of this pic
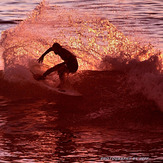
[0,1,162,112]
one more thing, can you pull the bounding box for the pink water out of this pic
[0,0,163,162]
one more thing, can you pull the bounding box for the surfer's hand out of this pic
[38,56,44,63]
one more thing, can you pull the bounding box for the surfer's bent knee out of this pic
[67,58,78,73]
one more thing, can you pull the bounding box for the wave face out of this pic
[0,1,162,114]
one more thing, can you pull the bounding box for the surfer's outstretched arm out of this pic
[38,47,53,63]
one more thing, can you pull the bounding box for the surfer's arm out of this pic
[38,47,53,63]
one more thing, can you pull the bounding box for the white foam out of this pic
[128,55,163,111]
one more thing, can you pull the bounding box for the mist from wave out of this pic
[0,0,163,49]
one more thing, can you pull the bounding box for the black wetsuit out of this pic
[56,47,78,73]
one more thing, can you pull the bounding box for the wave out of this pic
[0,1,162,112]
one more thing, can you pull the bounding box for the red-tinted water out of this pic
[0,1,163,162]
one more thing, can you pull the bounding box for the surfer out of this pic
[37,42,78,88]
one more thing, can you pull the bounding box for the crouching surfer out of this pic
[37,43,78,88]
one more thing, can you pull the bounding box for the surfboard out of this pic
[41,82,82,96]
[31,71,82,96]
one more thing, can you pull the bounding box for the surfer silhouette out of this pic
[37,43,78,88]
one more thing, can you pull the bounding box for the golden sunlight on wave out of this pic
[1,2,162,72]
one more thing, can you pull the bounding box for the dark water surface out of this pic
[0,70,163,162]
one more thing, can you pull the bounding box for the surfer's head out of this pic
[52,42,62,53]
[52,43,61,49]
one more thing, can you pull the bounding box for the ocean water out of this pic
[0,0,163,162]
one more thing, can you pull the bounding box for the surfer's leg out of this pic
[42,62,66,78]
[57,65,69,88]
